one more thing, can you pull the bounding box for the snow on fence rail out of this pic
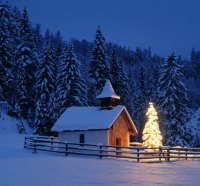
[24,136,200,163]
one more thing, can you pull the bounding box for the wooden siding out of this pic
[109,110,135,146]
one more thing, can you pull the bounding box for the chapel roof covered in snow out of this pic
[51,105,137,132]
[96,80,120,99]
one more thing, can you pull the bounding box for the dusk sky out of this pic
[9,0,200,58]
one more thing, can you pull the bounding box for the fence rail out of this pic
[24,136,200,163]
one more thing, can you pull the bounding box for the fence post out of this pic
[137,148,140,163]
[51,136,54,150]
[167,148,170,161]
[65,142,68,156]
[24,137,27,149]
[99,145,102,159]
[185,148,188,160]
[178,148,180,160]
[33,139,37,153]
[159,147,162,162]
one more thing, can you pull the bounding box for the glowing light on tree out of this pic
[142,102,163,148]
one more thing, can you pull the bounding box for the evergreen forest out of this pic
[1,1,200,146]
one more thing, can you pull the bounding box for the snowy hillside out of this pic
[0,134,200,185]
[0,112,32,134]
[188,108,200,146]
[189,108,200,132]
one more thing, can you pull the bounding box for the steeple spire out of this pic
[96,80,120,108]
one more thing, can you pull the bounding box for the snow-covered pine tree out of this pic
[9,7,23,107]
[71,39,91,106]
[142,102,162,148]
[43,31,63,124]
[13,62,28,118]
[33,24,43,55]
[51,31,64,81]
[52,31,64,62]
[20,8,34,48]
[10,6,22,47]
[0,86,3,116]
[34,42,55,135]
[55,43,70,116]
[151,55,162,103]
[110,49,119,83]
[134,48,144,63]
[110,49,129,105]
[65,43,88,107]
[146,74,154,101]
[133,67,149,141]
[14,7,38,121]
[191,49,200,85]
[126,69,137,114]
[0,2,14,102]
[56,43,88,116]
[157,53,191,146]
[0,2,13,67]
[89,27,109,96]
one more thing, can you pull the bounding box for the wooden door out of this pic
[116,138,121,155]
[116,138,121,146]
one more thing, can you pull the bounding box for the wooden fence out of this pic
[24,136,200,163]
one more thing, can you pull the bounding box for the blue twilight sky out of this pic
[8,0,200,58]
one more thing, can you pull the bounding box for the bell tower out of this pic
[96,80,120,109]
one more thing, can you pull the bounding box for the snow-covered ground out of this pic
[1,111,200,185]
[0,112,32,135]
[0,134,200,186]
[0,112,20,134]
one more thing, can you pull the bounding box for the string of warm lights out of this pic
[142,102,163,149]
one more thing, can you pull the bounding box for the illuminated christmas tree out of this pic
[142,102,163,148]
